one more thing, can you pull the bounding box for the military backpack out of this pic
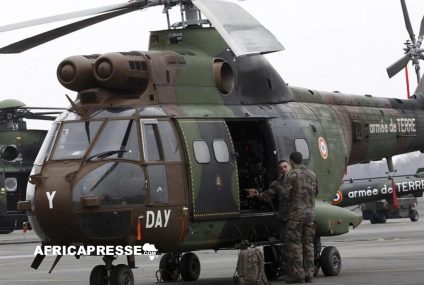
[234,246,269,285]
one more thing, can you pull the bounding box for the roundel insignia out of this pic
[318,137,328,159]
[332,191,343,205]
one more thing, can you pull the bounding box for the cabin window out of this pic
[143,123,162,161]
[193,140,210,163]
[295,139,310,160]
[213,139,230,163]
[147,165,169,203]
[158,121,181,161]
[52,121,102,160]
[88,119,140,161]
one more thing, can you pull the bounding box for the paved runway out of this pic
[1,202,424,284]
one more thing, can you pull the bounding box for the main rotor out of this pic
[0,0,284,57]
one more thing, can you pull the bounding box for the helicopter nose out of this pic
[32,163,81,243]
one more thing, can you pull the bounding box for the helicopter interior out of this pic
[226,119,278,212]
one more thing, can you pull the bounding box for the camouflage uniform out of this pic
[257,175,290,270]
[282,164,318,281]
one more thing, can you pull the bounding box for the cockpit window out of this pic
[73,162,146,206]
[52,121,102,160]
[34,123,59,165]
[142,123,162,161]
[88,119,140,161]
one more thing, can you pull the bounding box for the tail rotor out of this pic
[386,0,424,85]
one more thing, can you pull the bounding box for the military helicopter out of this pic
[1,0,424,284]
[0,99,64,233]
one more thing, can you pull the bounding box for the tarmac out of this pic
[0,200,423,284]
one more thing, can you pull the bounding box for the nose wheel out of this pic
[90,256,134,285]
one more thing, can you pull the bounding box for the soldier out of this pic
[281,151,318,284]
[248,159,291,273]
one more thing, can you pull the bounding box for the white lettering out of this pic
[46,191,57,209]
[34,246,44,255]
[146,211,155,229]
[164,210,171,228]
[146,210,172,228]
[155,211,163,228]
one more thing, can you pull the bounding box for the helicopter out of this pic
[0,99,64,234]
[0,0,424,284]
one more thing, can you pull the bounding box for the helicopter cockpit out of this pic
[33,107,182,209]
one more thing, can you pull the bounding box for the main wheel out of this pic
[410,210,419,222]
[110,264,134,285]
[376,211,387,223]
[180,252,201,281]
[159,253,179,282]
[320,246,341,276]
[89,265,108,285]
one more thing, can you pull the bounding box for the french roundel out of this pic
[318,137,328,159]
[332,191,343,205]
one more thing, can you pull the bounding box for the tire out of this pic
[320,246,341,276]
[369,213,378,224]
[159,253,179,282]
[410,210,419,222]
[180,252,201,281]
[376,211,387,224]
[89,265,108,285]
[110,264,134,285]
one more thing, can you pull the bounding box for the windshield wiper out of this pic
[87,150,127,161]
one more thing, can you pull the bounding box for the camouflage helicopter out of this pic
[0,99,64,234]
[1,0,424,284]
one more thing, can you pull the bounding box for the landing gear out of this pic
[158,252,201,282]
[159,253,179,282]
[111,264,134,285]
[89,265,108,285]
[314,237,342,277]
[89,256,134,285]
[319,246,341,276]
[263,245,284,280]
[180,252,201,281]
[410,209,419,222]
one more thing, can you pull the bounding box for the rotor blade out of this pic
[0,2,134,33]
[17,114,58,121]
[0,8,136,54]
[387,54,411,78]
[401,0,416,43]
[21,107,67,110]
[192,0,284,56]
[414,74,424,95]
[420,16,424,38]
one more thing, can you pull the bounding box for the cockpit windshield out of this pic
[52,121,102,160]
[88,119,140,161]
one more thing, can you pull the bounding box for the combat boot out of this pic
[280,275,305,283]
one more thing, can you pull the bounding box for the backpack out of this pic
[234,246,269,285]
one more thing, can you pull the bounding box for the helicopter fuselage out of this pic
[24,28,424,253]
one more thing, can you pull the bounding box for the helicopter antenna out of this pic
[386,0,424,85]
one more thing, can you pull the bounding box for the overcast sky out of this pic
[0,0,423,173]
